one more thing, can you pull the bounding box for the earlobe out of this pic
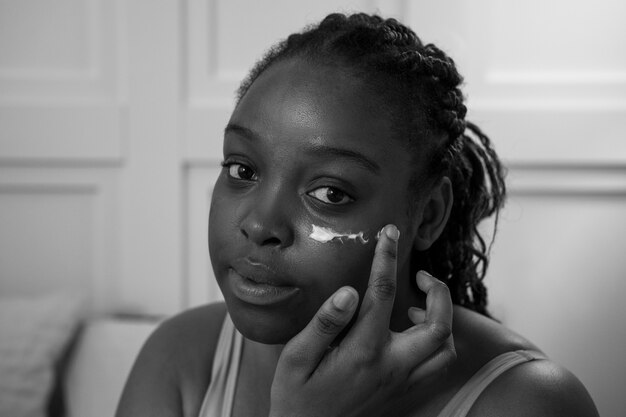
[413,177,453,251]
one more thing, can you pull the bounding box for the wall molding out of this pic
[506,165,626,196]
[183,165,222,308]
[0,0,124,101]
[0,170,117,313]
[0,103,127,163]
[0,0,128,164]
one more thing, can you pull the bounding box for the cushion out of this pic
[0,292,84,417]
[63,318,158,417]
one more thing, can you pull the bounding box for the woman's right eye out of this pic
[223,162,257,181]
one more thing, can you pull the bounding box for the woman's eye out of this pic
[308,186,353,205]
[224,163,257,181]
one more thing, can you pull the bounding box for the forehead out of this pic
[228,58,412,169]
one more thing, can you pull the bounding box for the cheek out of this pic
[296,236,376,309]
[269,239,374,343]
[208,182,238,269]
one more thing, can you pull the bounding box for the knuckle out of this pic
[435,340,457,365]
[314,310,344,336]
[444,346,457,364]
[431,279,450,295]
[282,348,309,369]
[377,242,398,262]
[427,321,452,343]
[369,275,397,300]
[433,345,457,372]
[353,344,380,367]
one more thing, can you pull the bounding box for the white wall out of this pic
[1,1,625,415]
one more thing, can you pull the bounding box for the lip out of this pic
[232,258,286,285]
[228,259,299,306]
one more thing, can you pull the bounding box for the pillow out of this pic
[64,318,159,417]
[0,292,84,417]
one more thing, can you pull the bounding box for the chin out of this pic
[226,301,306,345]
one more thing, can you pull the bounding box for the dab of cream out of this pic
[309,225,369,244]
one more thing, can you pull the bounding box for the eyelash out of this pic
[221,160,258,181]
[307,186,353,205]
[220,160,354,206]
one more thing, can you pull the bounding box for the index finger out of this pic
[348,224,399,348]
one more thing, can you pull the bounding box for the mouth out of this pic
[228,260,299,306]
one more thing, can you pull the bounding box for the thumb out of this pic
[280,286,358,374]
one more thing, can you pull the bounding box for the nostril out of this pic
[240,225,282,246]
[240,217,289,247]
[263,237,282,246]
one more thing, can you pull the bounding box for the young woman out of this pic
[117,13,599,417]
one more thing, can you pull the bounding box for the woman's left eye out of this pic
[308,186,353,205]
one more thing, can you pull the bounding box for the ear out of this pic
[413,176,453,251]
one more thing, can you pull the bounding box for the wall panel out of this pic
[183,0,401,163]
[408,0,626,166]
[185,165,221,307]
[0,168,118,313]
[0,0,126,163]
[486,176,626,417]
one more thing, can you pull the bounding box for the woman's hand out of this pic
[270,224,455,417]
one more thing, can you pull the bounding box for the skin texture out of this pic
[115,56,600,417]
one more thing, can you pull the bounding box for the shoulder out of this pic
[467,358,599,417]
[452,306,540,371]
[450,307,598,417]
[116,302,227,417]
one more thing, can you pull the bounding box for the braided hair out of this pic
[235,13,506,316]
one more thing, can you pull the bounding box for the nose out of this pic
[239,186,294,248]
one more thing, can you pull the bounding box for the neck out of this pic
[245,335,284,363]
[242,334,285,388]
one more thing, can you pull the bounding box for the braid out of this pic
[427,122,507,315]
[381,18,420,46]
[236,13,507,316]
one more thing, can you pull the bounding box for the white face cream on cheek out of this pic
[309,224,369,244]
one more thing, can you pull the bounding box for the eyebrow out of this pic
[306,144,380,173]
[224,123,380,173]
[224,123,261,141]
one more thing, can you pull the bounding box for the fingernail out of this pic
[385,225,400,241]
[408,306,425,324]
[418,270,434,278]
[333,288,356,311]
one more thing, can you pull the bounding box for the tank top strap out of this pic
[435,349,547,417]
[198,313,243,417]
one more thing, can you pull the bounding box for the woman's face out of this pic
[209,58,424,344]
